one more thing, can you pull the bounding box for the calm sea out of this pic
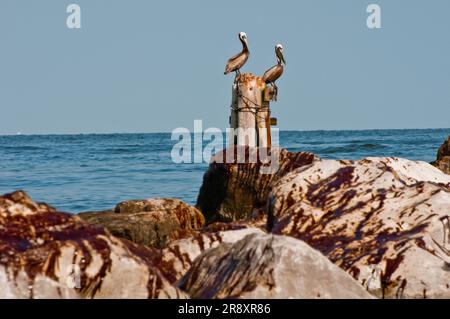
[0,129,449,213]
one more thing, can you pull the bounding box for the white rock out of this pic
[0,191,186,299]
[269,157,450,298]
[178,233,373,299]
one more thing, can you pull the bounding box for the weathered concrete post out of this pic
[230,73,276,148]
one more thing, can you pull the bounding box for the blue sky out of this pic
[0,0,449,134]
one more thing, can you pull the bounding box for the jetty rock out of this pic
[178,233,373,299]
[432,136,450,175]
[197,147,450,298]
[0,191,186,299]
[196,147,318,223]
[79,198,205,248]
[269,156,450,298]
[152,228,266,283]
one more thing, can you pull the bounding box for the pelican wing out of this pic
[262,64,284,83]
[224,51,249,74]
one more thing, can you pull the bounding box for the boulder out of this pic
[196,147,318,223]
[268,157,450,298]
[79,198,204,248]
[0,191,186,299]
[202,208,268,233]
[178,233,373,299]
[196,146,450,298]
[432,136,450,175]
[152,228,265,283]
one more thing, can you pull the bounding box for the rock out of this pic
[152,228,266,283]
[0,191,186,299]
[202,208,268,233]
[196,147,318,223]
[79,198,204,248]
[196,146,450,298]
[268,157,450,298]
[178,233,373,299]
[432,136,450,175]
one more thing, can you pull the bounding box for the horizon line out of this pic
[1,127,450,137]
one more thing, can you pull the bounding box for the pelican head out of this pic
[239,32,248,45]
[275,44,286,65]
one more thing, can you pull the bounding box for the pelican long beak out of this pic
[276,48,286,65]
[281,52,286,65]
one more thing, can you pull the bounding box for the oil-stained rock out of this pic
[152,228,265,283]
[178,233,373,299]
[268,157,450,298]
[79,198,204,248]
[0,191,186,299]
[196,146,318,223]
[432,136,450,175]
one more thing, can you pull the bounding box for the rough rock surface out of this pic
[153,228,266,283]
[432,136,450,175]
[197,145,450,298]
[6,142,450,299]
[178,233,373,299]
[0,191,186,299]
[79,198,204,248]
[196,147,318,223]
[268,157,450,298]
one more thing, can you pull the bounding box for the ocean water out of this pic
[0,129,449,213]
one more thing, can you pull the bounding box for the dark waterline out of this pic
[0,129,449,213]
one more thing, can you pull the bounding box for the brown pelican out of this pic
[224,32,249,76]
[262,44,286,91]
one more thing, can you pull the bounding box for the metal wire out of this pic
[230,86,271,121]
